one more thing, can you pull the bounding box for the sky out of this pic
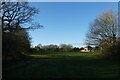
[28,2,118,47]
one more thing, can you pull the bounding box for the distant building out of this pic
[80,47,90,52]
[80,46,93,52]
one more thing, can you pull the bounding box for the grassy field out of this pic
[3,52,120,80]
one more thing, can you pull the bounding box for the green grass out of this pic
[3,52,120,80]
[29,52,99,59]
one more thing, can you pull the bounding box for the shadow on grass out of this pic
[2,52,120,80]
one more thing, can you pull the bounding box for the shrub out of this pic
[2,30,31,61]
[100,41,120,60]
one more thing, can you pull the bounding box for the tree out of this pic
[35,44,42,51]
[86,10,117,53]
[37,44,42,48]
[41,44,59,51]
[1,2,43,33]
[59,44,73,52]
[3,29,31,60]
[72,47,80,52]
[79,47,84,51]
[2,2,42,61]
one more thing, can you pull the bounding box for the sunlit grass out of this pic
[29,54,51,58]
[28,52,101,59]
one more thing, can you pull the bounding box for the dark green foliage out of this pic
[3,32,21,60]
[100,40,120,60]
[72,47,80,52]
[2,30,31,61]
[94,46,100,53]
[108,41,120,59]
[116,41,120,57]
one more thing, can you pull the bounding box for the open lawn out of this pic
[3,52,120,80]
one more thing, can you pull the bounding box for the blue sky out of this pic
[29,2,118,47]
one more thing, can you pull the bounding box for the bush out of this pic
[100,41,120,60]
[2,30,31,61]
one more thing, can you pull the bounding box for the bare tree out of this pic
[86,10,117,50]
[1,2,43,32]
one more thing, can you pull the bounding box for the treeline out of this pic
[31,44,94,52]
[33,44,73,52]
